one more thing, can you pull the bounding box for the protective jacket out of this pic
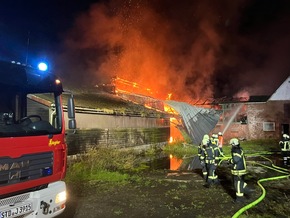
[200,142,219,185]
[279,139,290,151]
[202,143,219,164]
[279,138,290,166]
[198,143,203,158]
[218,135,223,148]
[198,142,207,180]
[230,146,247,176]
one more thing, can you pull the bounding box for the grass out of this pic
[65,147,141,185]
[62,138,290,218]
[237,139,280,152]
[66,138,281,185]
[163,138,281,159]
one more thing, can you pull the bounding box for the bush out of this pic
[66,162,89,183]
[66,147,140,184]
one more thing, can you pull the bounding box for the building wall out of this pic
[247,102,278,140]
[212,100,290,143]
[28,98,171,155]
[64,112,169,129]
[64,112,171,155]
[213,123,248,144]
[66,127,170,155]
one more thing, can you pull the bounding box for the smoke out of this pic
[56,0,290,101]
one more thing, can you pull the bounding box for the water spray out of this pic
[221,104,243,135]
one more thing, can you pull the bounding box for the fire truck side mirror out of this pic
[68,119,76,129]
[67,95,76,130]
[67,96,75,119]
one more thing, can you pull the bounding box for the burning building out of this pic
[211,76,290,142]
[108,76,222,145]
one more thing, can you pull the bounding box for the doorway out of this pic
[281,124,289,135]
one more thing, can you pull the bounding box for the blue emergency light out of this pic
[42,167,53,176]
[38,62,48,71]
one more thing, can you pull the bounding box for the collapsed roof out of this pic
[165,100,221,145]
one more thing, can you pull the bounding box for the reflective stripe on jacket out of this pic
[198,144,203,157]
[201,143,219,164]
[230,147,247,176]
[280,140,290,151]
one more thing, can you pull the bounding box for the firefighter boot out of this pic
[283,157,288,166]
[213,178,220,185]
[234,196,245,204]
[244,186,255,197]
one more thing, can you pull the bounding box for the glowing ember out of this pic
[62,1,225,102]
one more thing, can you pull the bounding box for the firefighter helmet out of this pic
[212,134,218,139]
[230,138,239,146]
[218,132,222,136]
[202,138,209,146]
[203,134,209,140]
[283,134,289,139]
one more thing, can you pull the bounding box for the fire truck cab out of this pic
[0,60,76,218]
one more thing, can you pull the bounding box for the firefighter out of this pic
[218,132,224,155]
[212,133,224,158]
[200,136,220,187]
[211,134,219,146]
[229,138,250,203]
[198,134,209,181]
[279,134,290,166]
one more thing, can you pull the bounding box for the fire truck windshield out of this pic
[0,92,63,137]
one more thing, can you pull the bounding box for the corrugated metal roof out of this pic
[165,100,221,145]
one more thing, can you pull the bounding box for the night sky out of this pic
[1,0,290,101]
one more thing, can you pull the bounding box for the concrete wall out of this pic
[65,111,171,155]
[66,127,170,155]
[65,111,169,129]
[28,98,171,155]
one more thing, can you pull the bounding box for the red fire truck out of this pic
[0,60,76,218]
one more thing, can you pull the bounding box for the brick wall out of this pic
[212,100,290,142]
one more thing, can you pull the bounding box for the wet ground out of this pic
[58,157,290,218]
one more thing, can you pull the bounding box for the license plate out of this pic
[0,203,32,218]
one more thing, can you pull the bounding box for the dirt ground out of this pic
[58,160,290,218]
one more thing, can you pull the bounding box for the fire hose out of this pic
[219,154,290,218]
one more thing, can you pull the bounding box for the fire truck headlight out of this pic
[38,62,48,71]
[55,191,67,204]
